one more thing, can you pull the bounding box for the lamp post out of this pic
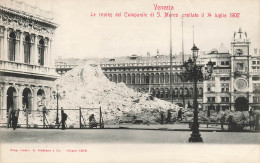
[52,84,66,125]
[180,44,214,142]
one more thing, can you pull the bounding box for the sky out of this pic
[26,0,260,59]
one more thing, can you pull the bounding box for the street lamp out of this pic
[52,84,66,125]
[180,44,214,142]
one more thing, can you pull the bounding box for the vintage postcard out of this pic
[0,0,259,162]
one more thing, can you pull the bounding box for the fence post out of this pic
[43,111,45,129]
[6,109,10,128]
[26,109,28,129]
[79,107,82,129]
[99,107,102,128]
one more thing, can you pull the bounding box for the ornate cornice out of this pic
[0,7,57,37]
[0,4,58,27]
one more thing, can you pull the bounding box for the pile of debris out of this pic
[183,109,252,124]
[45,63,180,126]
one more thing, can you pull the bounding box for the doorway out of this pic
[235,97,248,111]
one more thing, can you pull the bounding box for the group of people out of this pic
[219,109,259,131]
[7,106,20,130]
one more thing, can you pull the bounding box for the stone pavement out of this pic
[105,122,248,132]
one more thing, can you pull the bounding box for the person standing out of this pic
[177,109,183,121]
[207,107,211,117]
[159,112,164,124]
[249,109,255,131]
[12,108,20,130]
[61,109,67,130]
[220,113,226,130]
[167,110,171,123]
[227,115,234,131]
[7,106,13,128]
[42,104,48,128]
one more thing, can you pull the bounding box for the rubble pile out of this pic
[46,63,179,126]
[183,109,252,124]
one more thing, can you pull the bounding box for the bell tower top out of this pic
[232,28,250,44]
[231,28,251,56]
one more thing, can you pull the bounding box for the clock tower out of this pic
[230,28,252,111]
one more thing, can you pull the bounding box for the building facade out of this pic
[0,0,58,115]
[55,28,260,111]
[56,53,204,107]
[203,28,260,111]
[99,54,204,106]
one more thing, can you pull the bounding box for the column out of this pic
[19,31,24,63]
[45,88,50,108]
[32,87,38,117]
[0,84,3,116]
[248,75,253,92]
[13,86,18,110]
[2,84,8,110]
[15,32,20,62]
[46,38,51,67]
[3,27,8,60]
[34,35,38,65]
[45,45,48,66]
[49,38,53,67]
[0,26,4,60]
[18,86,24,110]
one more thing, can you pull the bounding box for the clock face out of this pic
[236,49,243,55]
[234,78,248,92]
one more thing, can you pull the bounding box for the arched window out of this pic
[118,74,122,82]
[165,73,169,83]
[127,74,131,84]
[151,73,154,83]
[165,88,169,98]
[155,73,159,83]
[151,88,155,96]
[108,74,112,81]
[38,39,45,66]
[136,74,140,84]
[172,75,175,83]
[160,88,164,98]
[141,73,145,84]
[122,74,126,83]
[155,88,160,98]
[8,32,16,61]
[160,73,164,83]
[145,74,150,84]
[24,35,31,63]
[113,74,117,83]
[132,74,135,84]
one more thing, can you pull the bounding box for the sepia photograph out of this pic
[0,0,260,162]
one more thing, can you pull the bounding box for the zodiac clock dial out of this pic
[234,78,248,91]
[235,49,243,55]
